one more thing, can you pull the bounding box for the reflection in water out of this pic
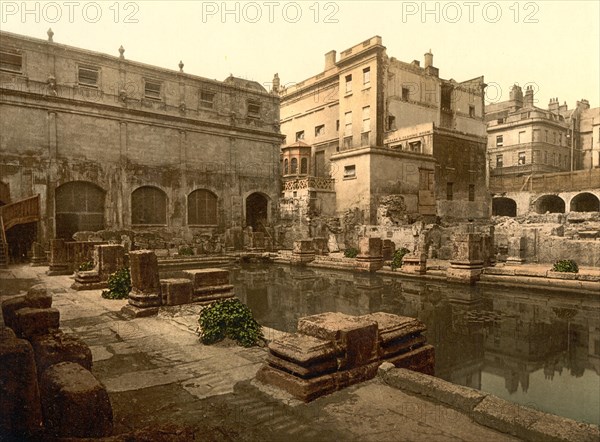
[231,264,600,426]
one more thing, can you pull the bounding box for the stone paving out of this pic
[1,264,522,441]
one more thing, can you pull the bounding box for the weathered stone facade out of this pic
[0,30,283,251]
[279,36,489,227]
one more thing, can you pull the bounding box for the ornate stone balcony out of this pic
[283,176,335,191]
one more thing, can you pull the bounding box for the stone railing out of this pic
[283,177,335,191]
[490,168,600,193]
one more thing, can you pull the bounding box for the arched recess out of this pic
[570,192,600,212]
[492,197,517,217]
[55,181,105,239]
[188,189,218,225]
[246,192,269,231]
[131,186,167,225]
[534,195,565,214]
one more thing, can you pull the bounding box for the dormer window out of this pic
[0,49,22,73]
[144,80,161,100]
[78,66,99,87]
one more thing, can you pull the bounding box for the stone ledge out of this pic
[379,366,600,442]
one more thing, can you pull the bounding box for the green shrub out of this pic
[179,246,194,256]
[391,248,411,271]
[101,267,132,299]
[198,298,264,348]
[344,247,359,258]
[78,260,94,271]
[552,259,579,273]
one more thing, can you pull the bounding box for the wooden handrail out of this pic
[0,216,7,244]
[0,195,41,231]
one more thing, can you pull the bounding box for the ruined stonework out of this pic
[447,233,485,284]
[291,239,316,265]
[72,244,126,291]
[256,312,433,402]
[183,268,234,302]
[355,237,384,272]
[126,250,162,311]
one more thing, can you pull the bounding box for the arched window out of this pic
[131,186,167,225]
[188,189,218,225]
[283,158,289,175]
[534,195,565,214]
[55,181,105,239]
[300,158,308,174]
[291,158,298,174]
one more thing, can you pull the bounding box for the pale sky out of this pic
[1,1,599,108]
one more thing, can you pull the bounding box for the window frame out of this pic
[78,65,100,88]
[144,79,162,100]
[0,49,23,73]
[187,189,218,226]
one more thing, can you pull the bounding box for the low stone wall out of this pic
[379,365,599,442]
[1,284,112,439]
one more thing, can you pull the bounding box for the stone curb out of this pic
[378,364,600,442]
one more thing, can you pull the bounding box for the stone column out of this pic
[291,240,315,265]
[382,240,395,261]
[124,251,161,315]
[355,237,383,272]
[72,244,126,291]
[47,239,70,276]
[447,233,484,284]
[30,242,47,267]
[506,236,526,265]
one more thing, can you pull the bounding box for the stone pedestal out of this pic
[312,237,328,256]
[72,245,126,291]
[401,253,427,275]
[126,250,161,311]
[447,233,484,284]
[355,237,383,272]
[30,242,47,267]
[183,268,234,302]
[382,240,396,261]
[506,236,526,265]
[160,279,193,306]
[291,240,315,265]
[47,239,70,276]
[257,311,434,402]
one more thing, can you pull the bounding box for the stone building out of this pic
[278,36,489,228]
[0,30,283,256]
[486,85,600,216]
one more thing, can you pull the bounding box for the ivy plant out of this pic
[344,247,359,258]
[391,248,411,271]
[101,267,132,299]
[198,298,264,348]
[552,259,579,273]
[78,260,94,271]
[179,246,194,256]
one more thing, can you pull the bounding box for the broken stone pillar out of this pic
[225,226,243,251]
[47,239,70,275]
[382,239,396,261]
[30,242,47,267]
[160,279,193,306]
[30,331,93,378]
[13,308,60,339]
[2,284,52,330]
[312,237,328,256]
[0,327,43,439]
[257,311,434,402]
[327,234,340,253]
[40,362,113,438]
[401,252,427,275]
[291,239,315,265]
[72,244,126,291]
[355,237,383,272]
[251,232,266,251]
[183,268,234,302]
[124,250,161,315]
[447,233,484,284]
[506,236,526,265]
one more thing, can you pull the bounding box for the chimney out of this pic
[325,50,337,70]
[559,101,568,113]
[577,99,590,110]
[524,85,534,107]
[272,73,280,93]
[424,49,433,68]
[509,84,523,110]
[548,97,559,113]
